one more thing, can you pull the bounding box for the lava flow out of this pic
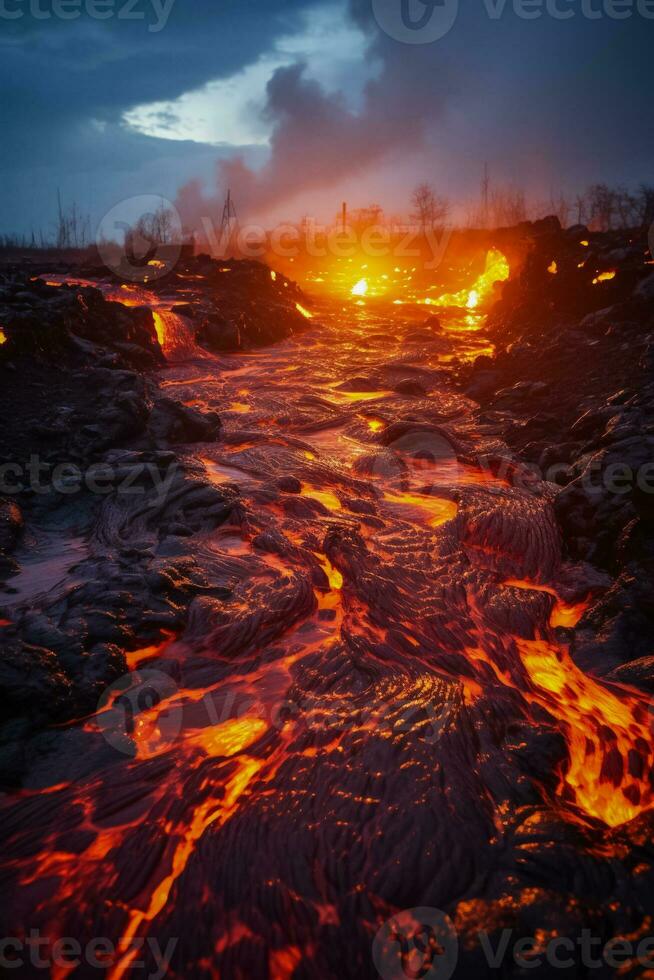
[2,253,654,978]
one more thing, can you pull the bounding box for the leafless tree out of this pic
[549,192,571,228]
[614,187,639,229]
[573,193,588,226]
[637,184,654,228]
[136,201,176,245]
[411,183,450,231]
[489,186,527,227]
[55,192,91,249]
[348,204,384,234]
[586,184,618,231]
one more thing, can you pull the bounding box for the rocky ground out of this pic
[0,258,309,782]
[2,235,654,979]
[463,220,654,682]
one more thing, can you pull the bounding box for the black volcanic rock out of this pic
[0,277,163,367]
[0,500,22,554]
[462,224,654,675]
[394,378,428,397]
[148,396,221,446]
[197,314,241,351]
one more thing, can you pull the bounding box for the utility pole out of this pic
[220,189,238,255]
[481,163,490,229]
[57,188,65,248]
[342,201,347,233]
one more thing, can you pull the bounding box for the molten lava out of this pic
[295,302,313,319]
[2,256,653,977]
[432,248,510,310]
[517,637,653,827]
[350,278,368,297]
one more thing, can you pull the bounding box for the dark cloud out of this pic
[176,58,430,228]
[177,1,654,230]
[2,0,653,236]
[174,5,448,227]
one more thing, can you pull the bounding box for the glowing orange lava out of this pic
[295,302,313,319]
[504,578,589,629]
[432,249,510,311]
[517,637,653,827]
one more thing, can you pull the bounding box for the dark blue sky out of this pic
[1,0,652,236]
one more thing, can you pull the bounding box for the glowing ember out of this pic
[593,271,616,284]
[270,269,277,281]
[548,261,558,274]
[0,328,6,345]
[295,302,313,319]
[351,278,368,297]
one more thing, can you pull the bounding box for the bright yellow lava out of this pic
[383,491,458,528]
[432,249,510,310]
[315,553,344,590]
[296,302,313,319]
[191,716,267,757]
[152,312,166,346]
[301,485,342,511]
